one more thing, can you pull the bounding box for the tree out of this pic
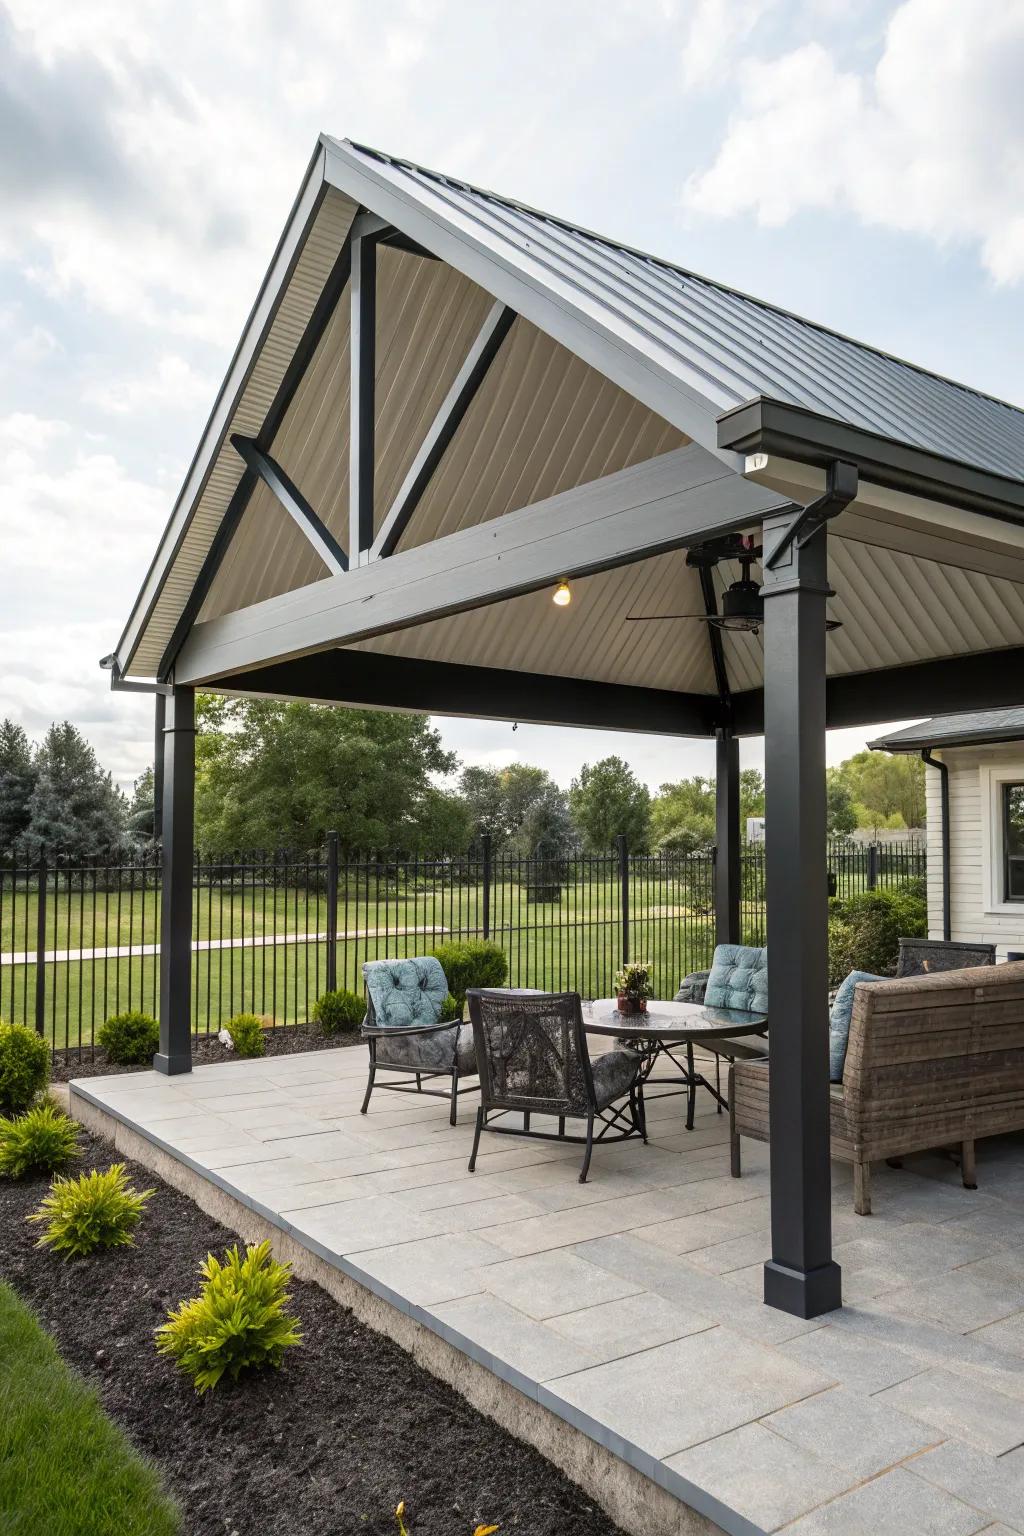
[650,776,714,852]
[826,768,858,836]
[839,751,925,834]
[0,720,37,854]
[401,786,474,857]
[739,768,765,824]
[459,763,562,851]
[23,723,126,859]
[519,780,573,859]
[127,767,157,842]
[569,756,651,852]
[193,695,457,854]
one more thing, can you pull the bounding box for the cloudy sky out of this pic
[2,0,1023,794]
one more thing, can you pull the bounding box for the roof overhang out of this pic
[719,397,1024,528]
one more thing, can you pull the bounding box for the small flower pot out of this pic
[616,994,647,1016]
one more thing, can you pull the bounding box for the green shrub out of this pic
[222,1013,266,1058]
[430,940,508,1006]
[438,993,463,1023]
[29,1164,153,1258]
[828,887,927,985]
[155,1240,302,1393]
[0,1103,81,1180]
[97,1010,159,1065]
[0,1021,50,1116]
[312,989,365,1034]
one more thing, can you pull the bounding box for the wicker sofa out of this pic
[730,960,1024,1215]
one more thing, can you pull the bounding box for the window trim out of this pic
[1003,782,1024,904]
[980,763,1024,914]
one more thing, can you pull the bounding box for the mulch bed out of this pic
[0,1130,626,1536]
[49,1022,361,1082]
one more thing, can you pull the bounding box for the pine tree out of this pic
[127,767,157,841]
[0,719,37,854]
[23,723,126,860]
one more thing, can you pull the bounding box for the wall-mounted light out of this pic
[553,580,572,607]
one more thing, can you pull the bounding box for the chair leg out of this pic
[360,1061,376,1116]
[715,1053,722,1114]
[961,1137,977,1190]
[686,1041,696,1130]
[415,1072,422,1091]
[637,1082,647,1142]
[854,1159,872,1216]
[449,1069,459,1127]
[579,1111,595,1184]
[468,1106,484,1173]
[557,1115,566,1138]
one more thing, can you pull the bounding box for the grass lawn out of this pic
[0,1280,181,1536]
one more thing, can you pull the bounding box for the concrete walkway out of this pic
[71,1049,1024,1536]
[2,925,447,966]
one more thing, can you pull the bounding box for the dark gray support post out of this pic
[481,833,492,941]
[325,830,339,992]
[867,842,879,890]
[153,693,165,841]
[617,834,630,965]
[155,686,196,1076]
[715,727,741,945]
[35,856,47,1037]
[761,509,842,1319]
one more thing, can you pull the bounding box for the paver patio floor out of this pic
[71,1046,1024,1536]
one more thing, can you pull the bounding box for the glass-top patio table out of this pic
[585,998,768,1130]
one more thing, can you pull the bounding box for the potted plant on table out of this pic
[614,960,653,1016]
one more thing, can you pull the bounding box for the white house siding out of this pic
[927,744,1024,958]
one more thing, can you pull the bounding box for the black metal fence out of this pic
[0,836,924,1056]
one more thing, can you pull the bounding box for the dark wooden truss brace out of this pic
[209,650,720,736]
[230,435,348,574]
[698,565,730,707]
[371,300,516,559]
[349,219,381,564]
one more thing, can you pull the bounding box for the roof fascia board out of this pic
[731,645,1024,736]
[869,728,1024,753]
[209,650,718,736]
[114,142,331,677]
[321,136,735,465]
[174,442,790,684]
[720,397,1024,528]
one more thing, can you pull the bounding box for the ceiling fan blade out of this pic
[624,613,709,623]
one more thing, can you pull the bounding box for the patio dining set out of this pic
[357,938,1024,1212]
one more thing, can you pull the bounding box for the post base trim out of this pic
[764,1257,842,1318]
[152,1051,193,1077]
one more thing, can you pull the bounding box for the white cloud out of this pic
[679,0,775,89]
[684,0,1024,283]
[83,353,217,415]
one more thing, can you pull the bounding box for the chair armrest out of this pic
[361,1020,459,1041]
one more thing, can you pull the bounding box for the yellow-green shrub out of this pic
[156,1240,302,1392]
[222,1013,266,1058]
[29,1165,153,1257]
[0,1103,81,1180]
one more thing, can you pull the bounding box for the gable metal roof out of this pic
[328,139,1024,484]
[870,708,1024,752]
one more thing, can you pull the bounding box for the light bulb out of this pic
[553,580,572,607]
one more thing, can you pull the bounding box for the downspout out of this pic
[921,749,951,941]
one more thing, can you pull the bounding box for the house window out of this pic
[1005,784,1024,902]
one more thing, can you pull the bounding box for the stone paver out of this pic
[666,1422,855,1532]
[547,1326,832,1460]
[763,1384,940,1476]
[782,1467,989,1535]
[73,1059,1024,1536]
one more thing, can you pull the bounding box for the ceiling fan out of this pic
[625,533,842,636]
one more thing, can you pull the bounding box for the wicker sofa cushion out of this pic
[363,956,448,1029]
[829,970,884,1082]
[704,945,768,1013]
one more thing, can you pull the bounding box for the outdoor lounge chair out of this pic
[729,960,1024,1214]
[360,956,477,1125]
[675,945,770,1104]
[896,937,996,976]
[466,989,645,1182]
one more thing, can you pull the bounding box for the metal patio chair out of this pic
[466,988,645,1183]
[896,937,996,977]
[674,944,770,1108]
[360,956,477,1126]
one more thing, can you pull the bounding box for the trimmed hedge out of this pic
[0,1022,50,1116]
[97,1011,159,1066]
[430,940,508,1006]
[312,990,365,1035]
[828,887,927,987]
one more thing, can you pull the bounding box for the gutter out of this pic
[921,749,952,941]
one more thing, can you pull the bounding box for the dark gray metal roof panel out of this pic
[334,140,1024,483]
[870,708,1024,751]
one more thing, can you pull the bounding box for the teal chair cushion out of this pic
[363,956,448,1030]
[704,945,768,1013]
[829,970,884,1083]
